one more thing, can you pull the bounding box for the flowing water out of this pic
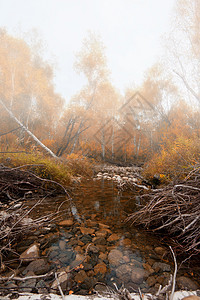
[16,177,200,294]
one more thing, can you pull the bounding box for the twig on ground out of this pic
[55,272,65,300]
[0,271,54,282]
[169,246,177,300]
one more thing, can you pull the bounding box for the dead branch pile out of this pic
[0,163,67,203]
[0,163,71,270]
[127,166,200,256]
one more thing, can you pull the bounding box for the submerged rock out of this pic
[107,233,120,242]
[108,249,123,266]
[58,219,74,226]
[154,246,167,256]
[94,262,107,275]
[79,227,95,235]
[115,264,132,283]
[59,240,66,250]
[131,267,149,284]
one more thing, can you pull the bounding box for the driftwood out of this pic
[127,166,200,256]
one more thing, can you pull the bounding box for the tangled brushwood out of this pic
[127,166,200,256]
[0,163,69,201]
[0,163,71,270]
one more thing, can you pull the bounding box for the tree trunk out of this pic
[111,124,114,160]
[101,127,105,160]
[0,99,58,158]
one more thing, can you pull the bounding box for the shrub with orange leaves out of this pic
[64,152,93,177]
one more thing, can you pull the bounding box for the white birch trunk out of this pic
[0,99,58,158]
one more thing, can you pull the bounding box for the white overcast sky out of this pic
[0,0,176,102]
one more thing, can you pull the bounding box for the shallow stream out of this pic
[11,177,200,295]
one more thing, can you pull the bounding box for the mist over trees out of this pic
[1,0,200,177]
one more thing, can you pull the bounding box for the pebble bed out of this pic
[1,166,199,296]
[2,217,199,296]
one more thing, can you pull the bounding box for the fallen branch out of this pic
[0,99,58,158]
[0,271,54,282]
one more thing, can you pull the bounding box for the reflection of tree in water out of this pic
[71,178,136,221]
[94,201,100,211]
[98,178,124,218]
[70,203,82,223]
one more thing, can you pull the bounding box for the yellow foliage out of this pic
[0,150,92,186]
[0,151,72,186]
[143,136,200,180]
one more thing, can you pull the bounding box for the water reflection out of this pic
[94,201,100,211]
[22,178,200,293]
[71,204,81,223]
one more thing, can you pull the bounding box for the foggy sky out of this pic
[0,0,176,103]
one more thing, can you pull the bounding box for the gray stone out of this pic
[152,262,171,272]
[59,250,75,264]
[36,280,49,294]
[23,258,50,275]
[5,281,18,289]
[49,250,59,260]
[83,262,93,271]
[40,232,60,249]
[62,232,73,239]
[116,264,132,283]
[131,259,143,268]
[177,276,199,290]
[82,277,97,290]
[18,271,36,292]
